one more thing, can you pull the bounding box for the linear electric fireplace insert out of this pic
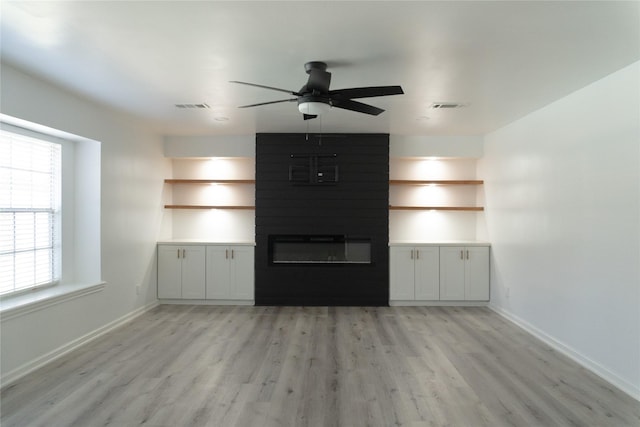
[270,235,371,264]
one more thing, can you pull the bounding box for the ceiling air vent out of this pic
[431,102,467,109]
[175,103,210,109]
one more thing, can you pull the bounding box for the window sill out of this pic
[0,282,106,321]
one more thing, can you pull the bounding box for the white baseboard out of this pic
[489,304,640,402]
[1,301,159,389]
[390,300,488,307]
[158,299,254,306]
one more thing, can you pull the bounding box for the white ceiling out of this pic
[1,1,638,136]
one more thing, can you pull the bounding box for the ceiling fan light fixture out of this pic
[298,101,331,115]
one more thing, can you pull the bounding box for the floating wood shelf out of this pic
[164,179,255,184]
[389,206,484,211]
[164,205,255,210]
[389,180,483,185]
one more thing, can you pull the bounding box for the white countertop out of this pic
[158,239,255,245]
[389,240,490,246]
[159,240,488,246]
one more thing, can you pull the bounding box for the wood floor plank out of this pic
[2,306,639,427]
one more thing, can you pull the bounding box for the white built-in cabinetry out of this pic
[439,246,490,301]
[388,155,490,305]
[389,243,490,305]
[157,244,206,299]
[157,242,254,303]
[389,246,440,300]
[205,245,254,300]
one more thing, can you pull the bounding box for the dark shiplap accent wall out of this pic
[255,133,389,306]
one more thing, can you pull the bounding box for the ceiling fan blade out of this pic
[306,69,332,93]
[230,81,301,96]
[329,85,404,99]
[303,114,318,120]
[331,99,385,116]
[237,99,297,108]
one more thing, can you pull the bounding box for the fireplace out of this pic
[255,133,389,306]
[270,235,371,264]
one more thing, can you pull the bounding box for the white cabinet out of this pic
[390,243,490,304]
[390,246,439,300]
[464,246,490,300]
[439,246,490,301]
[157,244,206,299]
[415,247,441,300]
[206,245,254,301]
[439,247,466,300]
[390,247,415,300]
[158,243,254,302]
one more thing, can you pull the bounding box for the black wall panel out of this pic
[255,133,389,306]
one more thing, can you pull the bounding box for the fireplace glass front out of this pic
[270,235,371,264]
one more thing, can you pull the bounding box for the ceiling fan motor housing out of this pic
[304,61,328,74]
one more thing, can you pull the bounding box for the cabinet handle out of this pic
[466,250,469,260]
[460,250,464,260]
[225,249,229,259]
[231,249,235,259]
[410,249,414,260]
[183,249,186,258]
[416,250,420,260]
[177,249,180,259]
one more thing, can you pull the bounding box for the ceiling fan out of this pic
[230,61,404,120]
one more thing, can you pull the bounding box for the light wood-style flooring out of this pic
[2,305,639,426]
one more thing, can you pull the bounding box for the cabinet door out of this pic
[390,247,416,300]
[181,246,206,299]
[439,247,466,300]
[414,246,440,300]
[206,246,231,299]
[465,246,490,301]
[158,245,183,299]
[229,246,254,300]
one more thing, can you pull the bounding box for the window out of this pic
[0,129,62,295]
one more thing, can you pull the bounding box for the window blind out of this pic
[0,129,61,295]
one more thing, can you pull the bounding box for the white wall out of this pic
[478,62,640,398]
[390,135,483,158]
[0,63,171,380]
[164,135,254,158]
